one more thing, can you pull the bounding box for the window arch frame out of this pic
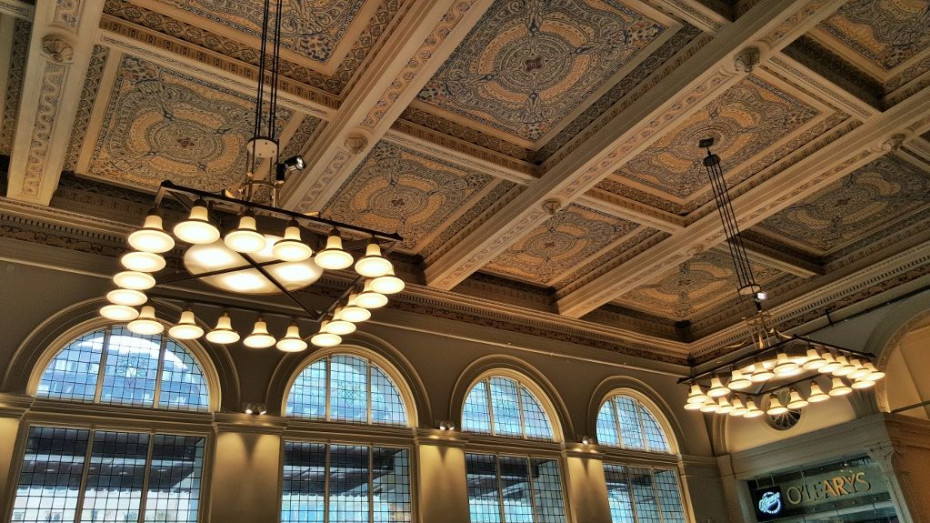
[281,345,418,429]
[459,369,564,443]
[595,388,679,454]
[26,317,221,412]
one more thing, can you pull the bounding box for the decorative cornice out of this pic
[0,0,34,20]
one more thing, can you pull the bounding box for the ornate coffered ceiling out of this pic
[2,0,930,364]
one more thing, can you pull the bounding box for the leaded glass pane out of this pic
[639,406,670,453]
[465,453,502,523]
[145,435,205,523]
[614,397,645,450]
[499,456,533,522]
[520,388,553,440]
[99,328,161,407]
[489,377,522,437]
[329,355,369,423]
[531,459,566,523]
[596,401,620,446]
[372,448,411,521]
[158,339,209,411]
[13,427,89,523]
[329,445,369,522]
[287,359,328,419]
[462,380,492,434]
[80,431,149,521]
[281,442,327,522]
[629,467,661,523]
[654,469,685,523]
[370,366,406,425]
[36,330,104,403]
[604,464,635,523]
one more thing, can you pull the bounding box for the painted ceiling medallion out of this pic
[820,0,930,71]
[417,0,667,142]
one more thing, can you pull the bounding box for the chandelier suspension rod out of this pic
[148,292,323,321]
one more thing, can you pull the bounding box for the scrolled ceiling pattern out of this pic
[416,0,667,142]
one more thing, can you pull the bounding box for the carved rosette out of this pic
[41,35,75,64]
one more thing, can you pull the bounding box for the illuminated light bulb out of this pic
[766,395,788,416]
[206,313,239,345]
[310,321,342,347]
[99,304,139,322]
[369,268,405,295]
[128,210,175,253]
[173,200,220,244]
[106,288,147,307]
[851,378,875,390]
[121,251,166,273]
[276,322,308,352]
[832,355,855,376]
[273,221,312,262]
[354,242,393,278]
[113,271,156,291]
[707,376,729,398]
[847,359,870,380]
[750,361,774,382]
[744,400,764,418]
[355,281,388,309]
[828,377,852,396]
[687,384,709,404]
[863,362,885,381]
[819,353,841,374]
[339,295,371,323]
[168,309,204,340]
[225,212,266,254]
[127,305,163,335]
[715,397,734,415]
[243,318,275,348]
[808,381,829,403]
[728,369,752,391]
[786,389,809,409]
[802,348,826,370]
[773,352,800,377]
[699,401,719,413]
[314,232,353,270]
[730,397,748,417]
[324,314,356,336]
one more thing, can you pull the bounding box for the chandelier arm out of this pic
[153,259,294,285]
[147,292,320,321]
[237,252,321,319]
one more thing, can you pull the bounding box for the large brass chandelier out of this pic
[96,0,404,351]
[679,139,884,420]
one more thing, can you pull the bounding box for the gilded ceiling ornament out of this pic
[343,132,369,154]
[41,34,75,64]
[733,46,760,73]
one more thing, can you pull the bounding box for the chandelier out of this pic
[679,139,884,419]
[96,0,404,351]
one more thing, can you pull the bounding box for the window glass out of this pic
[462,376,555,441]
[12,426,205,523]
[465,453,566,523]
[36,326,210,412]
[285,354,408,426]
[603,464,685,523]
[596,395,672,453]
[281,442,411,522]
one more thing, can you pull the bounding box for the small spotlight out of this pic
[439,421,455,431]
[276,155,306,181]
[581,436,592,445]
[755,291,768,302]
[244,403,267,416]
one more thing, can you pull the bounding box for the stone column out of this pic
[418,437,471,523]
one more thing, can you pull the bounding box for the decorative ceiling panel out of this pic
[87,55,298,192]
[0,18,31,156]
[612,248,786,320]
[415,0,673,145]
[483,204,639,285]
[600,74,820,211]
[322,141,503,253]
[753,153,930,256]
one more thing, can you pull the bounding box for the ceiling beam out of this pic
[557,87,930,317]
[278,0,495,212]
[424,0,845,291]
[5,0,104,205]
[0,0,32,20]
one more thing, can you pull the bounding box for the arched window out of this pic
[285,353,409,426]
[597,394,671,453]
[34,326,210,411]
[462,376,555,440]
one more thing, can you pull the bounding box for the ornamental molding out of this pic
[40,34,75,63]
[733,46,761,73]
[0,0,34,20]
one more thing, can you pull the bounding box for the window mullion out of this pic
[324,444,331,523]
[635,400,650,452]
[652,468,668,523]
[94,329,112,403]
[367,361,372,425]
[485,380,495,436]
[495,455,506,523]
[325,357,332,421]
[136,433,157,523]
[73,430,96,523]
[526,457,540,523]
[626,466,640,523]
[515,383,527,440]
[152,336,167,409]
[610,398,623,450]
[368,445,374,523]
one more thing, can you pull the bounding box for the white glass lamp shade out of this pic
[818,353,841,374]
[99,304,139,322]
[786,389,809,409]
[802,348,826,370]
[728,370,752,391]
[339,295,371,323]
[687,384,709,404]
[744,400,764,418]
[225,214,266,254]
[168,309,204,340]
[684,401,704,411]
[828,377,852,396]
[707,376,729,398]
[243,319,275,349]
[369,268,404,295]
[314,234,353,270]
[276,323,308,352]
[127,305,163,335]
[766,395,788,416]
[310,322,342,347]
[325,316,356,336]
[106,288,148,307]
[354,243,392,278]
[851,378,875,390]
[773,352,800,377]
[128,212,175,253]
[715,397,734,415]
[729,397,748,417]
[356,281,388,309]
[847,359,870,380]
[863,362,885,381]
[832,355,855,376]
[699,401,719,413]
[272,222,312,262]
[206,313,239,345]
[113,271,156,291]
[121,251,166,273]
[808,381,829,403]
[173,202,220,244]
[750,363,774,382]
